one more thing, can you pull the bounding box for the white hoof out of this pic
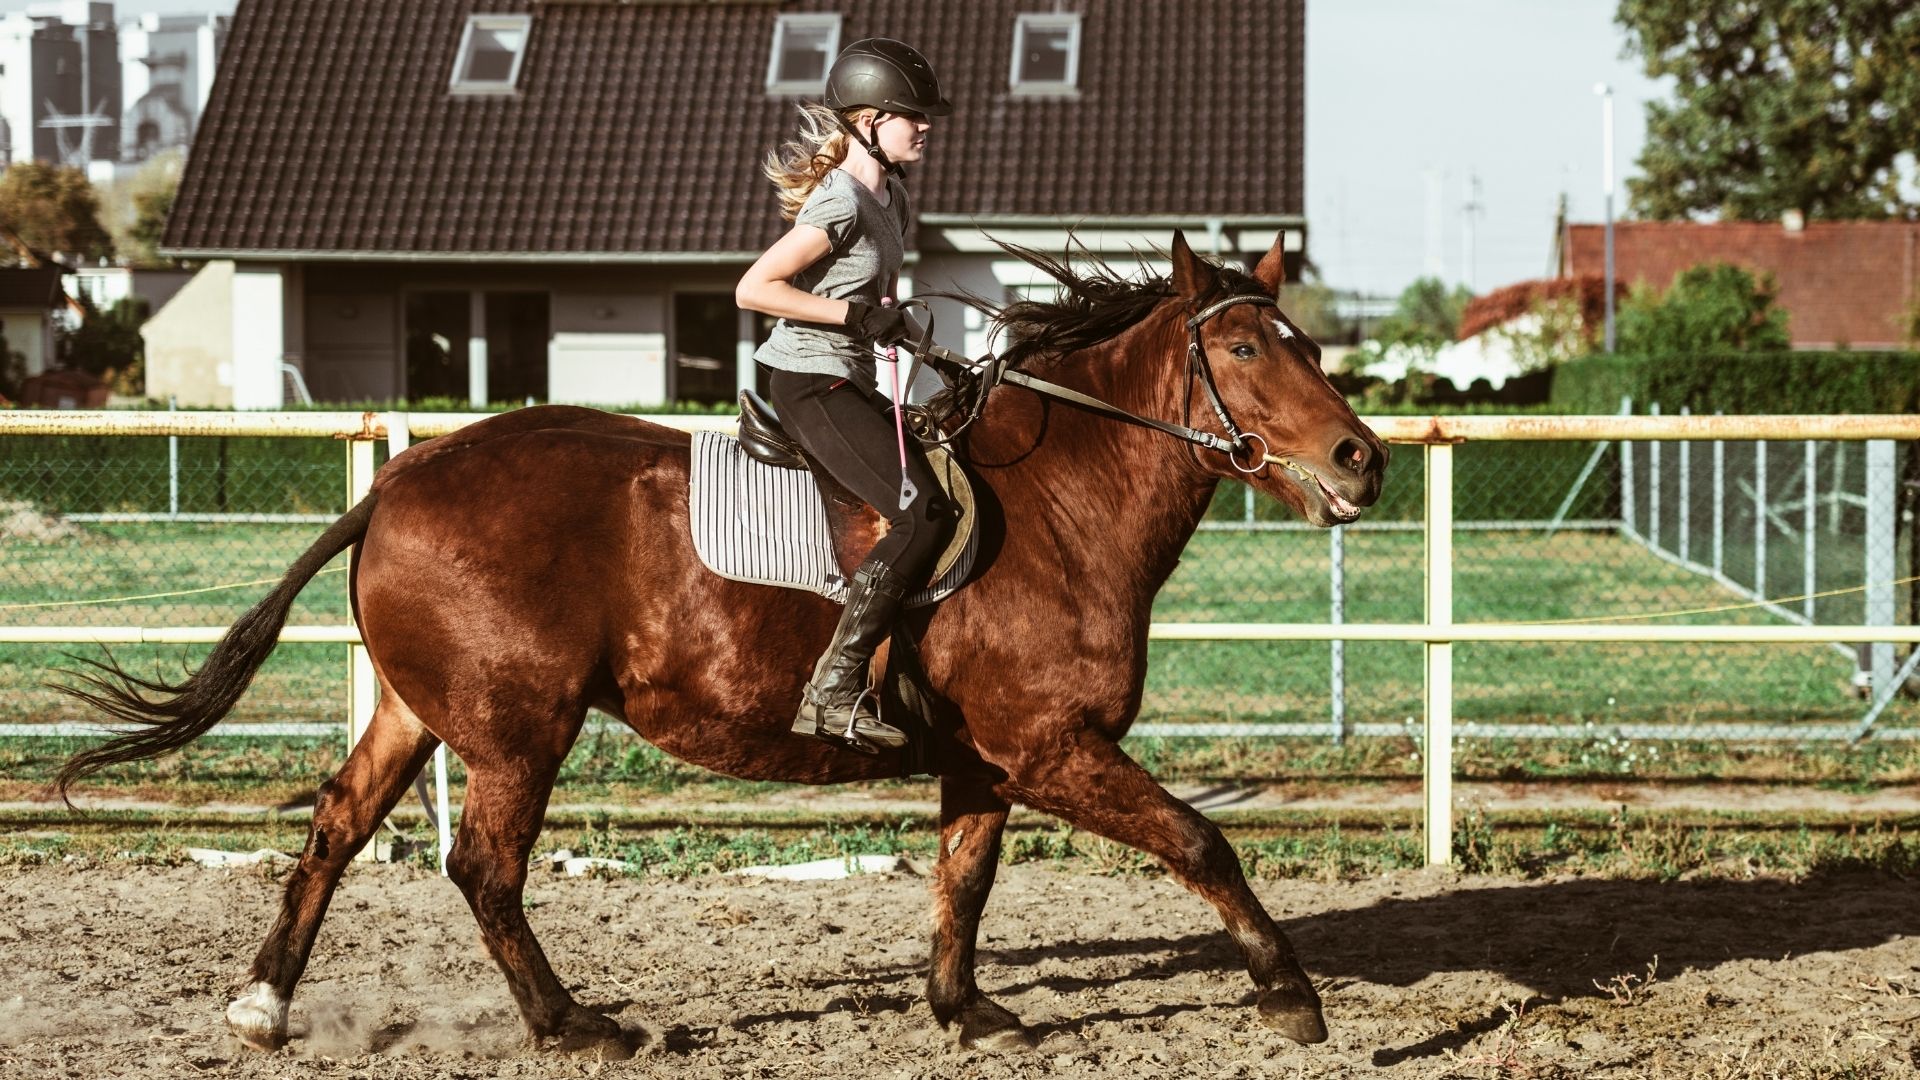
[226,982,287,1050]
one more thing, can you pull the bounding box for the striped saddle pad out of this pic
[687,430,978,608]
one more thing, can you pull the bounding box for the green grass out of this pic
[6,518,1910,731]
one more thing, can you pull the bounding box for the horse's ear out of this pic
[1169,230,1213,298]
[1252,232,1288,294]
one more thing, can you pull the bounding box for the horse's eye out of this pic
[1230,344,1259,360]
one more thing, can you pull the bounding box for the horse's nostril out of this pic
[1334,436,1370,475]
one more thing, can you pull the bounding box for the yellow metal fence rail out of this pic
[4,410,1919,867]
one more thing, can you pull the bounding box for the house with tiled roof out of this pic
[150,0,1306,408]
[1560,220,1920,350]
[0,266,67,384]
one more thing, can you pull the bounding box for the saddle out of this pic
[687,390,977,608]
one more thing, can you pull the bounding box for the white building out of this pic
[0,3,120,180]
[0,3,227,176]
[119,12,227,164]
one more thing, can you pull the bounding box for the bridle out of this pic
[900,293,1280,475]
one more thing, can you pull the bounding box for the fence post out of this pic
[379,411,451,874]
[1866,440,1896,699]
[1424,442,1454,867]
[1648,402,1662,553]
[1712,412,1724,576]
[1678,406,1691,565]
[1804,440,1817,622]
[1754,441,1768,599]
[346,431,379,859]
[167,396,179,518]
[1330,524,1345,745]
[1619,396,1636,538]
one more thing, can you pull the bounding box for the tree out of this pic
[1615,263,1791,355]
[0,322,22,403]
[1618,0,1920,221]
[1371,277,1474,352]
[96,148,183,268]
[59,297,148,390]
[0,162,113,261]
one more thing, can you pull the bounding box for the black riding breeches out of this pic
[765,368,951,584]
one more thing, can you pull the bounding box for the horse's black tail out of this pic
[52,494,379,803]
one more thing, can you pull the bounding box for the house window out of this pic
[450,14,532,95]
[765,13,840,96]
[1010,13,1080,95]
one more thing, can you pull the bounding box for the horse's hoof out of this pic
[1257,989,1328,1045]
[955,999,1037,1051]
[225,981,288,1051]
[545,1006,636,1060]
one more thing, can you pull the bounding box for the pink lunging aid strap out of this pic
[881,297,918,512]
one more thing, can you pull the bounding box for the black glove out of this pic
[842,300,912,346]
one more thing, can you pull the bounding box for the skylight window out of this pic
[1010,12,1080,95]
[451,14,532,95]
[766,13,841,96]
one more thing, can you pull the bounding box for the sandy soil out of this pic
[1,861,1916,1079]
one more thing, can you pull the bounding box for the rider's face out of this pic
[872,111,932,164]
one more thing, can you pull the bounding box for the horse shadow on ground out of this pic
[729,870,1919,1061]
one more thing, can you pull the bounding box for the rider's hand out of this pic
[842,300,912,346]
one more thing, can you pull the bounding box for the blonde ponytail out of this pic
[762,104,876,221]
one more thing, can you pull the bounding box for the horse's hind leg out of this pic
[227,693,439,1049]
[927,775,1035,1049]
[445,750,629,1056]
[1009,734,1327,1045]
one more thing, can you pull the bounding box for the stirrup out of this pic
[792,686,907,755]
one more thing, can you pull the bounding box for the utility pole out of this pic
[1423,169,1445,281]
[1594,83,1616,353]
[1461,171,1483,291]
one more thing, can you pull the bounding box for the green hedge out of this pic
[1551,351,1920,415]
[0,401,738,515]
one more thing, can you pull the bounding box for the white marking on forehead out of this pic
[1270,317,1295,340]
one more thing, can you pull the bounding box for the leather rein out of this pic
[896,293,1279,475]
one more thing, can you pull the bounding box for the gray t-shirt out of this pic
[752,168,909,390]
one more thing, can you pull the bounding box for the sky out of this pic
[1308,0,1671,298]
[110,0,1668,300]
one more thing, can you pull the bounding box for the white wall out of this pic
[141,259,233,405]
[549,291,666,405]
[230,263,287,408]
[0,15,35,166]
[1,312,52,376]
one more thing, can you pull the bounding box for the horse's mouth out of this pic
[1269,456,1365,525]
[1314,474,1364,522]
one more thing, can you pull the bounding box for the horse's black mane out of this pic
[933,240,1266,373]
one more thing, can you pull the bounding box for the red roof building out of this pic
[1561,221,1920,350]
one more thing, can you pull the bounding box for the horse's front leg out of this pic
[1007,730,1327,1045]
[927,774,1034,1049]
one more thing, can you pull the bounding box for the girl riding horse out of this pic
[735,38,955,756]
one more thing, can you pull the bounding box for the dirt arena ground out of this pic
[1,860,1916,1079]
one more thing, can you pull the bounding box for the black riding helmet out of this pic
[824,38,950,176]
[824,38,953,117]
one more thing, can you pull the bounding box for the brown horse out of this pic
[56,231,1386,1055]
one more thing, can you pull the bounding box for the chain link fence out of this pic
[1149,429,1916,740]
[2,420,1915,740]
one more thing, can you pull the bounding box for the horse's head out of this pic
[1167,230,1388,527]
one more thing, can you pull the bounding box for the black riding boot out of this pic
[792,560,911,754]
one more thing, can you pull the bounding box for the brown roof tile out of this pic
[166,0,1305,258]
[0,268,65,309]
[1563,221,1920,349]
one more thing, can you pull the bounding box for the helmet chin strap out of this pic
[837,111,905,178]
